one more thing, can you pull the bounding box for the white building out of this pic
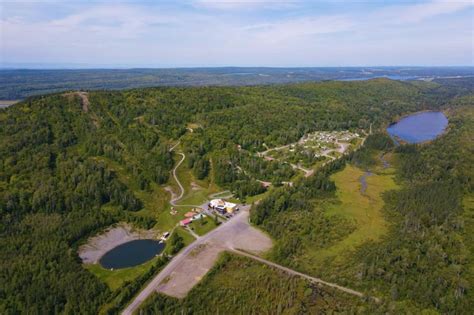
[209,199,238,214]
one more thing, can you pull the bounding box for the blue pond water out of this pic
[387,111,448,144]
[99,239,165,269]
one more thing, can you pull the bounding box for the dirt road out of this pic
[290,163,314,177]
[230,249,380,303]
[77,92,90,112]
[257,144,291,157]
[63,91,90,112]
[166,141,186,206]
[169,152,185,206]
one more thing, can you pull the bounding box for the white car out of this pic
[160,232,170,241]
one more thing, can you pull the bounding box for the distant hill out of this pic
[0,66,473,100]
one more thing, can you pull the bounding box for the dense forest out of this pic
[0,78,472,313]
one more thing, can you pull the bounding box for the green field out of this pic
[307,164,397,265]
[245,189,271,204]
[267,155,400,281]
[172,149,221,207]
[85,257,161,291]
[188,216,218,236]
[170,227,195,250]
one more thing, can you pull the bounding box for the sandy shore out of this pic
[78,223,158,264]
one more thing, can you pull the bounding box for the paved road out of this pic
[121,207,254,315]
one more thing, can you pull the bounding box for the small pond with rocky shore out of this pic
[79,223,159,268]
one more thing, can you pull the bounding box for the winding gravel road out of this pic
[169,152,185,206]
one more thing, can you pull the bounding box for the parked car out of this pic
[160,232,170,241]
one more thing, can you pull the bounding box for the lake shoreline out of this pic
[386,110,448,144]
[99,239,165,269]
[388,109,447,126]
[78,223,158,265]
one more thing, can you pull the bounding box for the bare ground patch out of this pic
[164,186,177,200]
[157,244,224,298]
[190,181,203,191]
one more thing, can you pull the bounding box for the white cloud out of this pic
[374,0,474,24]
[0,0,473,66]
[193,0,299,10]
[241,15,353,43]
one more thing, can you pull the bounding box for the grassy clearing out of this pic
[85,257,160,291]
[172,149,221,207]
[303,163,398,268]
[176,227,195,246]
[208,190,233,199]
[246,189,271,204]
[373,151,397,175]
[163,227,195,256]
[188,217,218,236]
[177,188,210,206]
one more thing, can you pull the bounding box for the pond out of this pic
[99,239,165,269]
[387,111,448,144]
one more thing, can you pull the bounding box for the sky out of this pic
[0,0,473,68]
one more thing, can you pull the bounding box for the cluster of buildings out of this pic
[178,199,239,227]
[180,209,206,227]
[300,130,359,145]
[209,199,238,215]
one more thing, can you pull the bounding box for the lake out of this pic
[387,111,448,144]
[99,239,165,269]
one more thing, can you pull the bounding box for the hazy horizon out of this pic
[2,64,474,70]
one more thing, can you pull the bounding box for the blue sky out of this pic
[1,0,473,68]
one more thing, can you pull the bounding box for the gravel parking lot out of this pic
[122,206,272,314]
[157,206,272,297]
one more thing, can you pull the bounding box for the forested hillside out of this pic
[250,102,474,313]
[0,78,472,313]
